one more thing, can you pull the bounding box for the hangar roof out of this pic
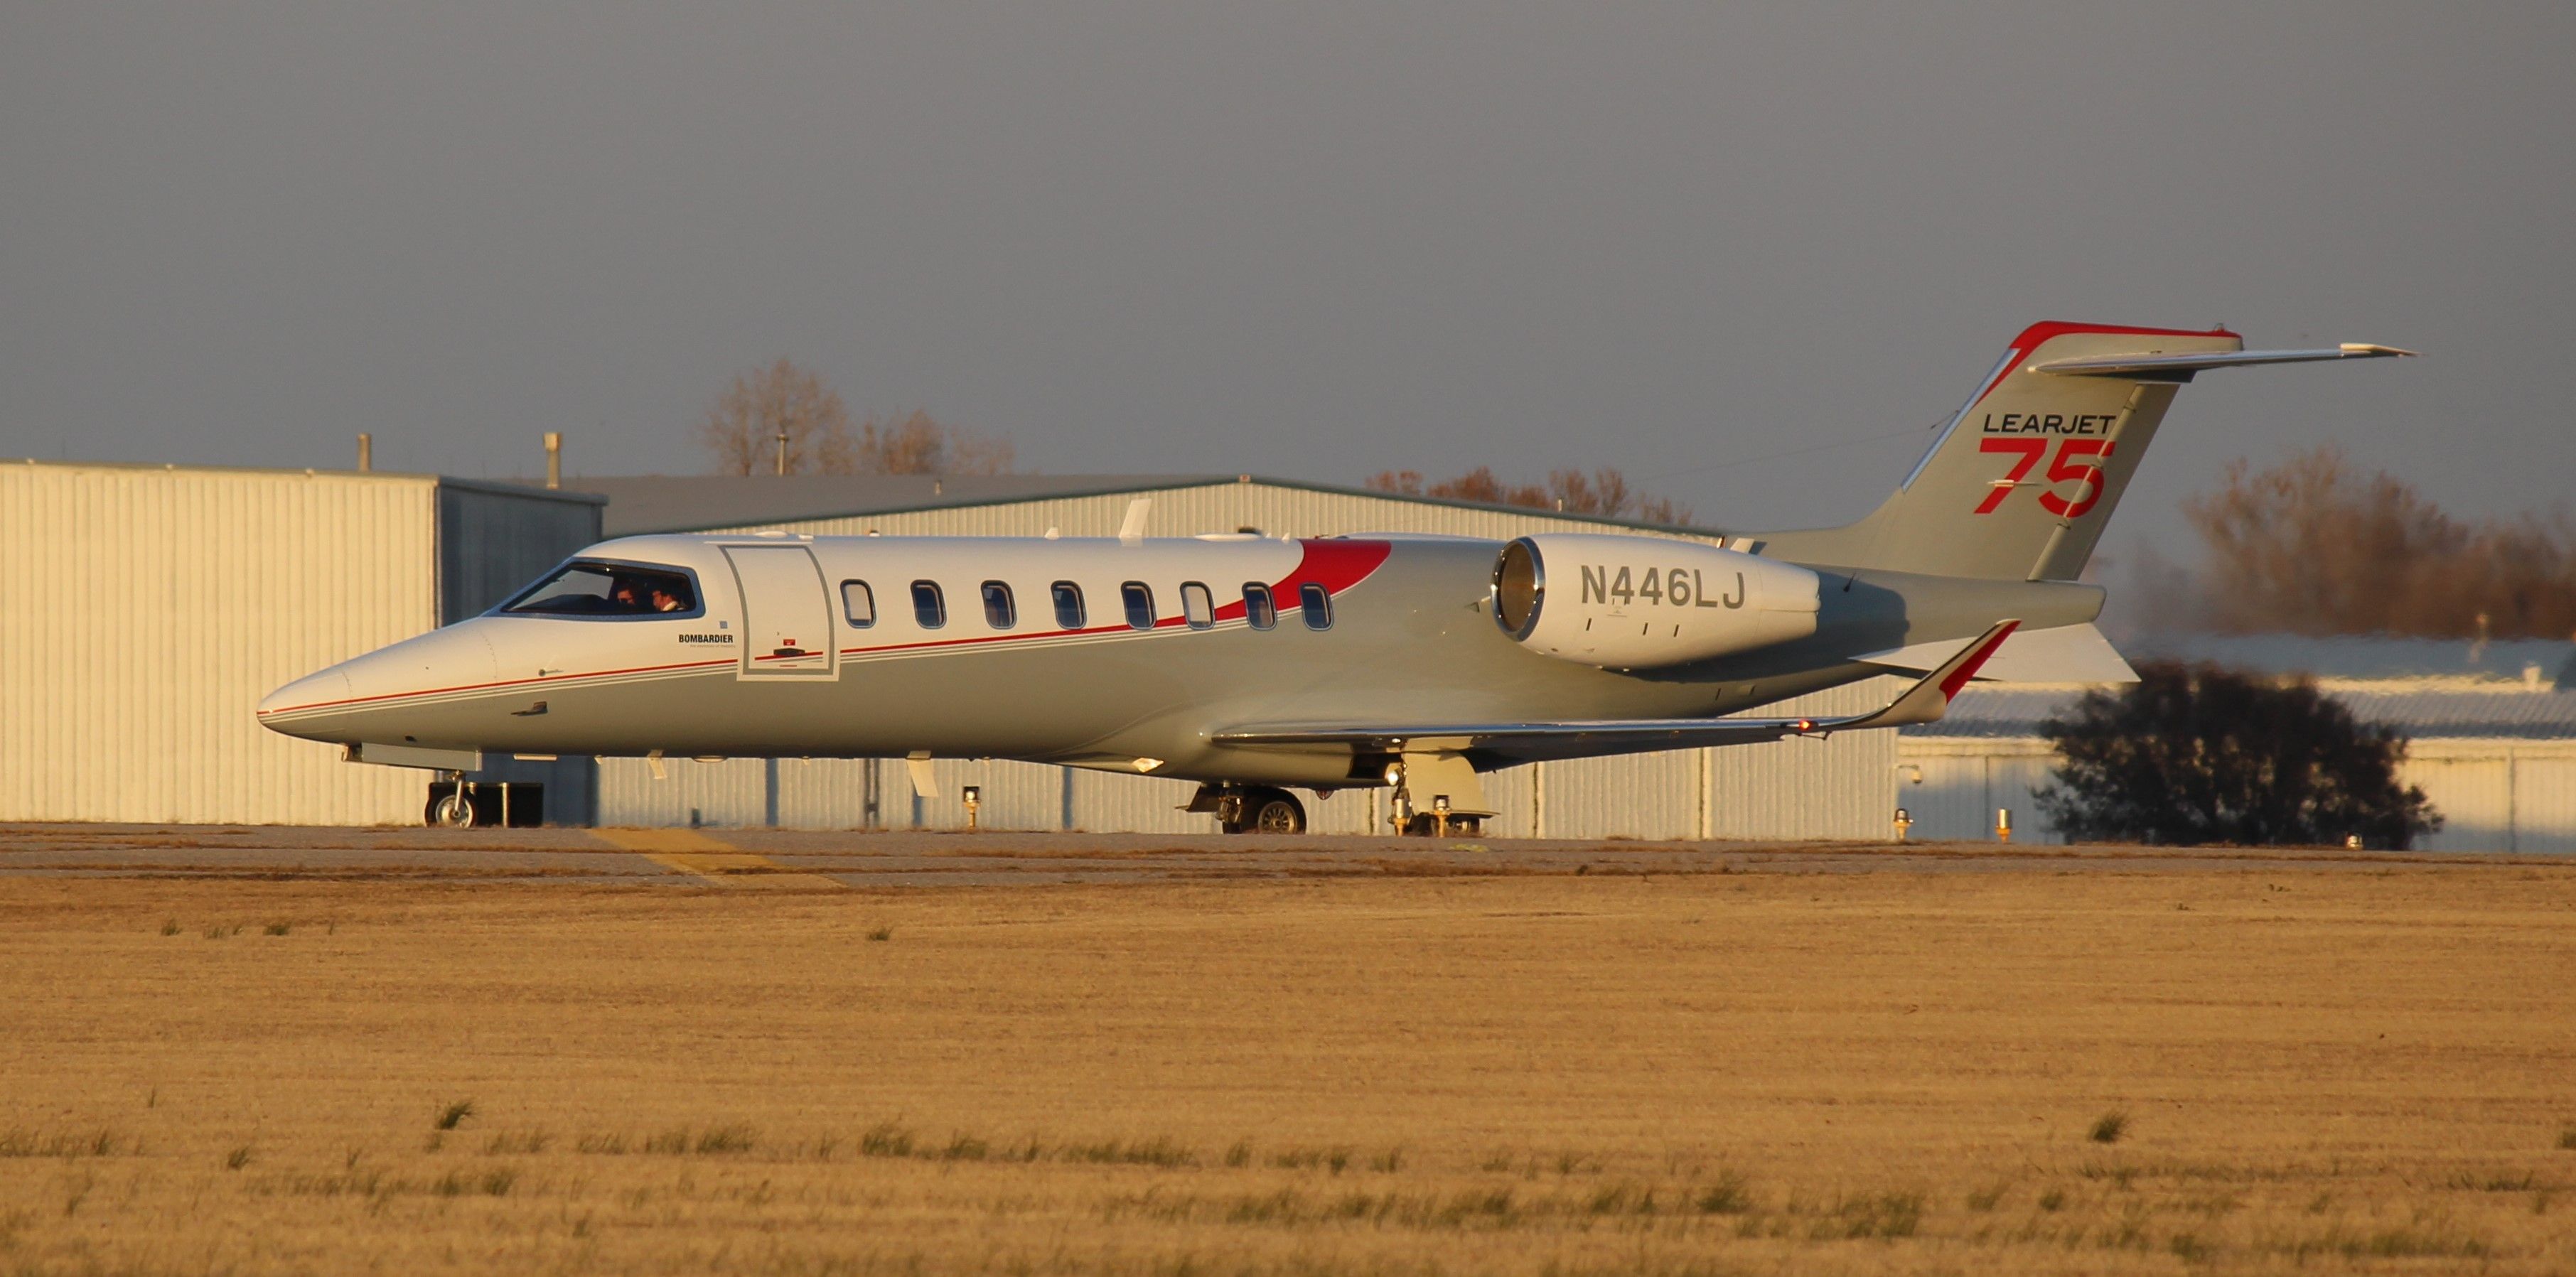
[557,473,1234,536]
[552,473,1714,539]
[7,458,603,505]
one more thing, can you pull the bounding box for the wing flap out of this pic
[1213,621,2019,767]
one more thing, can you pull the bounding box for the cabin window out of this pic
[840,581,876,627]
[1052,581,1085,630]
[1243,583,1276,630]
[1299,583,1332,630]
[911,581,946,629]
[502,561,697,618]
[1121,582,1156,630]
[1181,582,1215,630]
[982,581,1016,630]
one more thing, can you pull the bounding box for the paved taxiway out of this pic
[1,822,2558,887]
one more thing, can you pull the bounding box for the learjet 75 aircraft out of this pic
[259,322,2410,833]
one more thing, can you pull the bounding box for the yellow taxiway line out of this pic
[591,828,844,889]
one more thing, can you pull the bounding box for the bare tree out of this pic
[2181,445,2576,638]
[1365,465,1693,526]
[850,409,1016,476]
[697,359,856,476]
[1545,468,1631,517]
[696,362,1016,477]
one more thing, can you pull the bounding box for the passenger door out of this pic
[722,545,837,679]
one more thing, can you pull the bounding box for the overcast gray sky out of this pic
[4,3,2568,561]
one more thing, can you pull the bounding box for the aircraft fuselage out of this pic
[256,532,2101,787]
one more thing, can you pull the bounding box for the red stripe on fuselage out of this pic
[264,538,1400,716]
[257,656,739,717]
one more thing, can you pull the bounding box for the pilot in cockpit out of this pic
[501,562,694,617]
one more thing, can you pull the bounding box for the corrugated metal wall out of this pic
[1705,679,1905,841]
[0,463,436,824]
[0,463,603,826]
[1894,736,2576,852]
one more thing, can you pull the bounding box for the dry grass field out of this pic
[4,859,2575,1274]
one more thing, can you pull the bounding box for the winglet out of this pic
[1862,620,2019,729]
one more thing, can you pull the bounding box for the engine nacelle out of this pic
[1490,534,1820,669]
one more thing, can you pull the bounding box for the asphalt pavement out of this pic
[0,823,2555,888]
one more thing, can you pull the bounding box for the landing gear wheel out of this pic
[1245,789,1306,835]
[429,791,477,829]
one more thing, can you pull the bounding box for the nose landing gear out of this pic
[429,772,478,828]
[430,794,476,827]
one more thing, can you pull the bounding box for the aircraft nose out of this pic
[256,667,354,739]
[255,624,500,745]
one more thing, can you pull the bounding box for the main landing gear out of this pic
[1190,784,1308,836]
[1179,777,1493,839]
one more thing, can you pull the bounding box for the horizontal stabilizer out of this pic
[1213,621,2018,767]
[2032,344,2417,378]
[1857,622,2135,684]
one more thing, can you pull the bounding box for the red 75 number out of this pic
[1974,438,2116,518]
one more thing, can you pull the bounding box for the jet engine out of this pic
[1490,534,1820,669]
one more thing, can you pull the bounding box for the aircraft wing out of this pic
[1211,620,2018,767]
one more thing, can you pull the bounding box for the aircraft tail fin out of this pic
[1753,322,2414,581]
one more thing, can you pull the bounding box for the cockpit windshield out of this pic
[502,561,698,617]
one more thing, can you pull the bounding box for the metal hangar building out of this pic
[0,460,602,826]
